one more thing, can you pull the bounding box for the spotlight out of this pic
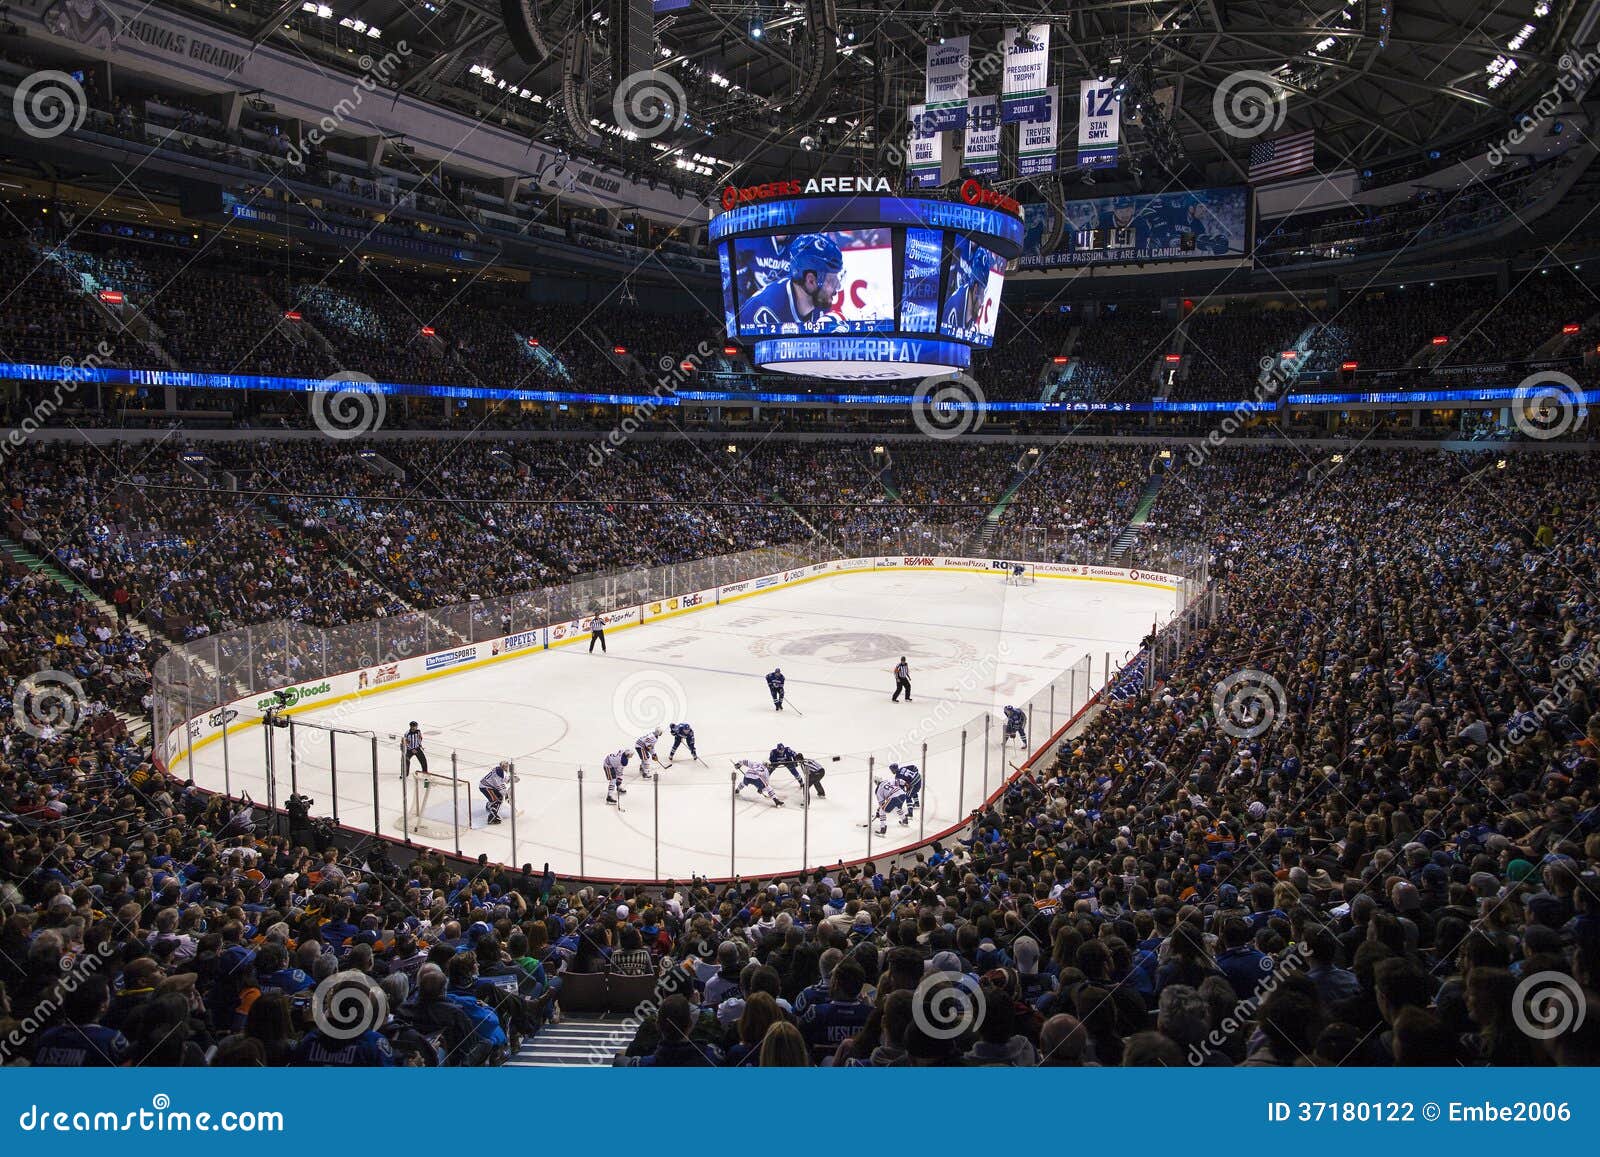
[749,16,763,39]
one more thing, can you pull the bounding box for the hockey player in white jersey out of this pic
[635,727,665,777]
[872,774,909,835]
[604,749,633,805]
[479,760,514,825]
[732,758,785,806]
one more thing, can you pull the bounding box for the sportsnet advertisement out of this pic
[733,229,894,337]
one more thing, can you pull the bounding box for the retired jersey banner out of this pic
[1001,24,1051,124]
[1077,78,1122,169]
[962,95,1000,176]
[923,36,971,132]
[1016,84,1059,175]
[906,104,943,188]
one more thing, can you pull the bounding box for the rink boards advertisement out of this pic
[158,556,1179,774]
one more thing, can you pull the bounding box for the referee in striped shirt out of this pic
[402,721,428,776]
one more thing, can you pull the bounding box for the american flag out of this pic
[1248,129,1316,182]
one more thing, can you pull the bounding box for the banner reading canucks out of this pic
[906,103,942,188]
[963,95,1000,176]
[1016,85,1059,175]
[923,36,971,132]
[1077,78,1122,169]
[1001,24,1051,124]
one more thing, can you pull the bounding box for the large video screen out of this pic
[1018,186,1251,268]
[900,227,942,334]
[733,228,894,336]
[939,236,1006,346]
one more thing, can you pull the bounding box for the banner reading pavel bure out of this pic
[963,95,1000,176]
[907,104,942,188]
[1001,24,1051,124]
[923,36,970,132]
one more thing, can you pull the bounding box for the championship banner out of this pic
[1001,24,1051,124]
[1077,78,1121,169]
[907,103,943,188]
[923,36,971,132]
[963,94,1000,176]
[1016,84,1059,175]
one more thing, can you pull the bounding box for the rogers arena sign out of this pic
[720,174,893,210]
[959,178,1021,216]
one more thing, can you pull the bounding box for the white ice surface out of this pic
[188,571,1175,880]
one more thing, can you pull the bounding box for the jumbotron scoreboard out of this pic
[710,174,1025,380]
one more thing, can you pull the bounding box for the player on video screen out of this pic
[739,234,847,333]
[942,241,986,337]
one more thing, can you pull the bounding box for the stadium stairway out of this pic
[503,1017,635,1067]
[1107,472,1166,562]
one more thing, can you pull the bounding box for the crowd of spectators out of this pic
[3,437,1596,1068]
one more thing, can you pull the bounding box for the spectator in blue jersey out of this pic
[445,952,509,1055]
[401,964,490,1066]
[30,979,129,1066]
[290,1013,396,1067]
[1214,917,1273,1001]
[798,956,872,1048]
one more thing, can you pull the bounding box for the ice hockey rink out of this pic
[185,569,1176,879]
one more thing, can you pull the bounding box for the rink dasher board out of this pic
[156,556,1180,777]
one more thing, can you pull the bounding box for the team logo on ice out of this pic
[750,631,976,668]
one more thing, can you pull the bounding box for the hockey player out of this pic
[603,749,632,805]
[890,762,922,819]
[635,727,665,778]
[732,759,785,806]
[479,761,512,825]
[769,741,800,782]
[766,668,786,711]
[667,722,698,761]
[872,774,909,835]
[1003,704,1027,746]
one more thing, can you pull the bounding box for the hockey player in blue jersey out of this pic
[667,721,698,761]
[737,234,847,334]
[890,762,922,817]
[766,667,786,711]
[769,742,800,781]
[1003,704,1027,745]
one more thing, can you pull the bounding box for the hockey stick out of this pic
[783,697,805,717]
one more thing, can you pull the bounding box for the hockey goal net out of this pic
[398,770,528,838]
[1003,564,1036,585]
